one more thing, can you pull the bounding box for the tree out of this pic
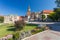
[14,20,26,31]
[48,12,59,21]
[48,0,60,22]
[42,15,45,21]
[54,8,60,21]
[55,0,60,7]
[0,16,4,23]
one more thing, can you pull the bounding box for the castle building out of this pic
[4,15,19,23]
[26,6,53,22]
[4,6,54,23]
[26,6,42,22]
[41,10,53,21]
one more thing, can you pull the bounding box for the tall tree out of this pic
[48,0,60,22]
[48,12,59,21]
[55,0,60,7]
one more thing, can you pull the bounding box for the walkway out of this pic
[27,22,60,24]
[22,30,60,40]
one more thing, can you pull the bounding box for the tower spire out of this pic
[28,5,31,12]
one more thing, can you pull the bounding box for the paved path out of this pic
[27,22,60,31]
[47,24,60,31]
[27,22,60,24]
[22,30,60,40]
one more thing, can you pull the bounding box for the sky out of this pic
[0,0,56,16]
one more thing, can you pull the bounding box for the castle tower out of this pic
[27,5,31,22]
[27,5,31,16]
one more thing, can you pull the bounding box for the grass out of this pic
[22,24,37,32]
[0,23,37,38]
[0,24,14,38]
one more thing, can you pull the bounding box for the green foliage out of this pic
[14,20,26,31]
[55,0,60,7]
[48,8,60,22]
[8,38,13,40]
[42,15,45,19]
[54,8,60,12]
[48,0,60,21]
[0,16,4,23]
[48,12,59,21]
[0,23,37,38]
[52,8,60,21]
[31,27,44,35]
[42,15,45,21]
[13,31,20,40]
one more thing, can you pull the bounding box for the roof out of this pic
[19,16,25,18]
[43,10,53,14]
[19,16,25,20]
[22,30,60,40]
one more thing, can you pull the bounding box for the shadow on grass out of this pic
[7,26,16,31]
[7,27,16,31]
[26,24,38,26]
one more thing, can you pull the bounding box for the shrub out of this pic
[8,38,13,40]
[13,31,20,40]
[14,20,26,31]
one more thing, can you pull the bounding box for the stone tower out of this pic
[27,5,31,22]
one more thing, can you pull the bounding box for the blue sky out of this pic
[0,0,56,16]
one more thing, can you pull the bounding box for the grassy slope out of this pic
[0,24,37,38]
[0,24,13,38]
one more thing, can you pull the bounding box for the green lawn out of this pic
[0,23,37,38]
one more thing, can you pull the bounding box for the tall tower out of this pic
[27,5,31,16]
[27,5,31,22]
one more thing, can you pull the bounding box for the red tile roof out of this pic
[19,16,24,20]
[43,10,53,14]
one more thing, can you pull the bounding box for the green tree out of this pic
[13,31,20,40]
[42,15,45,21]
[54,8,60,21]
[0,16,4,23]
[55,0,60,7]
[48,0,60,22]
[14,20,26,31]
[13,20,26,40]
[48,12,59,21]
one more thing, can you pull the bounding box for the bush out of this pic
[8,38,13,40]
[31,26,49,35]
[0,16,4,23]
[31,27,43,35]
[13,31,20,40]
[14,20,26,31]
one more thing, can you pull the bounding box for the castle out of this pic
[26,6,53,22]
[3,6,53,23]
[4,15,19,23]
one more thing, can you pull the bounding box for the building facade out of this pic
[41,10,53,21]
[26,6,53,22]
[4,15,19,23]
